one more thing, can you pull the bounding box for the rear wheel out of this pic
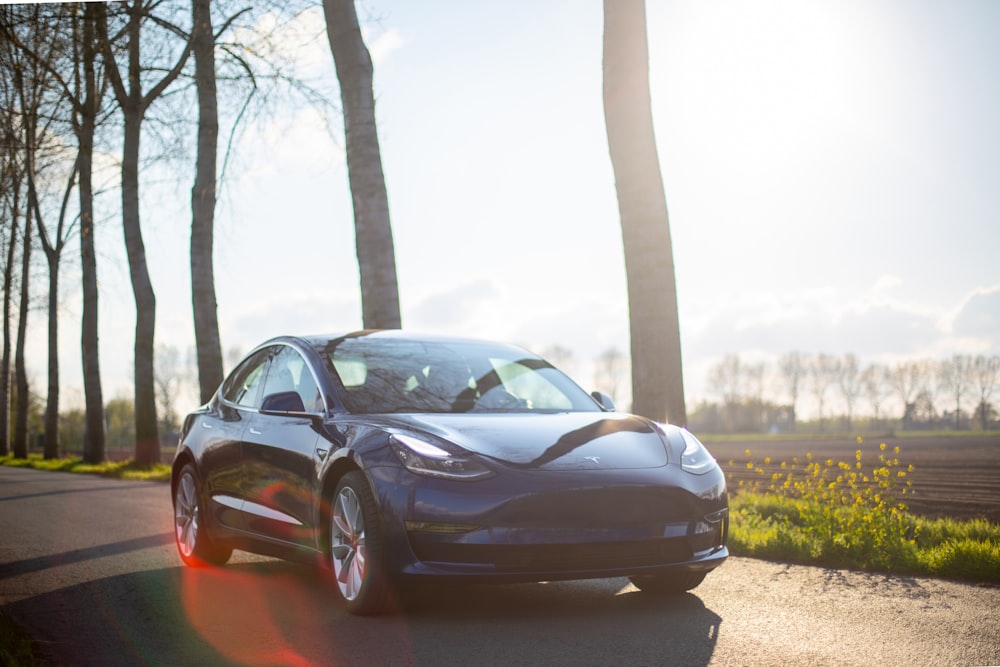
[173,463,232,567]
[329,471,393,615]
[629,570,707,594]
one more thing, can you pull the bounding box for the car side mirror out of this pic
[260,391,306,414]
[591,391,616,411]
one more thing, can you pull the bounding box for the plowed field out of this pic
[704,435,1000,523]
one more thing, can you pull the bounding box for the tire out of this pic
[629,570,707,594]
[173,463,232,567]
[328,471,393,615]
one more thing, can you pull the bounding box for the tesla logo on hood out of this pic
[584,456,601,464]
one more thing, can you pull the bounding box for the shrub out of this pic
[726,439,999,583]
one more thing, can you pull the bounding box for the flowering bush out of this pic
[725,438,999,581]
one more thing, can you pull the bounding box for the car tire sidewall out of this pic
[174,463,231,567]
[328,470,393,615]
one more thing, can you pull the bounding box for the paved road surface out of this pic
[1,466,997,666]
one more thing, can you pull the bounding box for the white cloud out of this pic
[366,27,405,65]
[949,286,1000,340]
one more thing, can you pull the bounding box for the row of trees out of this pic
[3,1,688,462]
[1,0,401,464]
[694,352,1000,433]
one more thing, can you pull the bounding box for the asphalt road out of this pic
[1,466,997,666]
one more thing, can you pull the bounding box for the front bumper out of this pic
[370,463,729,583]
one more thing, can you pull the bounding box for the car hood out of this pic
[371,412,668,471]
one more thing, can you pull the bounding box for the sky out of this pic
[21,0,1000,419]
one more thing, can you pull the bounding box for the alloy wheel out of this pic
[174,471,199,559]
[331,485,367,601]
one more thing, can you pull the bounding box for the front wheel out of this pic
[629,570,707,594]
[328,471,393,615]
[173,463,232,567]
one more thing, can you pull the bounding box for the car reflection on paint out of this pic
[171,331,728,614]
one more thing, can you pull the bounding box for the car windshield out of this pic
[322,336,601,414]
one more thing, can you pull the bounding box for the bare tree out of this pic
[323,0,401,330]
[6,3,117,461]
[836,353,862,430]
[861,363,891,429]
[154,344,183,435]
[744,361,766,430]
[76,4,110,463]
[913,359,939,425]
[939,355,971,430]
[778,352,805,430]
[602,0,685,424]
[97,1,193,465]
[12,165,32,459]
[972,355,998,431]
[2,3,86,460]
[889,360,921,427]
[190,0,225,403]
[0,13,23,457]
[708,354,742,431]
[808,354,837,431]
[593,346,628,408]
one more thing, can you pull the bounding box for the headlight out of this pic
[679,429,717,475]
[390,434,494,481]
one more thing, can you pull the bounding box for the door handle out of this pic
[201,423,213,429]
[249,428,262,435]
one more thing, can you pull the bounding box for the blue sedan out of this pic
[171,331,728,614]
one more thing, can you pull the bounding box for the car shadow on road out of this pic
[6,560,723,666]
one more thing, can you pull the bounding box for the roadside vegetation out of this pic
[0,454,170,482]
[726,438,1000,583]
[0,612,38,667]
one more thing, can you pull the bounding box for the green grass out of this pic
[0,454,171,482]
[727,439,1000,583]
[0,612,41,667]
[702,429,1000,442]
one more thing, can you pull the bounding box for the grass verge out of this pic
[0,454,170,482]
[726,439,1000,583]
[0,611,42,667]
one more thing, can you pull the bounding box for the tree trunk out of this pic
[602,0,686,424]
[191,0,224,403]
[13,200,31,458]
[323,0,401,330]
[0,179,17,457]
[79,4,105,463]
[43,248,59,458]
[122,111,160,465]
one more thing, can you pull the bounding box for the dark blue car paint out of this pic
[173,331,728,585]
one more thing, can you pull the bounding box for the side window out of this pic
[222,348,273,408]
[262,346,324,413]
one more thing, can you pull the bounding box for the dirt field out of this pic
[704,434,1000,523]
